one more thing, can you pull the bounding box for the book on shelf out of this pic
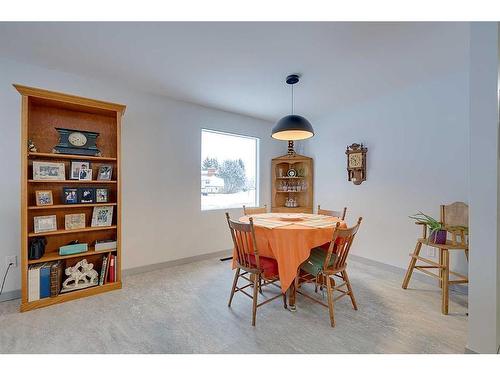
[50,261,63,297]
[39,263,51,299]
[108,254,115,283]
[95,239,117,251]
[28,264,43,302]
[99,255,108,286]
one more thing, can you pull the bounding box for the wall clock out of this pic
[53,128,102,156]
[346,143,367,185]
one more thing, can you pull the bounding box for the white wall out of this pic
[0,57,283,296]
[467,22,500,354]
[305,68,469,274]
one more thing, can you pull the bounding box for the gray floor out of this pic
[0,255,467,353]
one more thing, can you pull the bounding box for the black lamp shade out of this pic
[272,114,314,141]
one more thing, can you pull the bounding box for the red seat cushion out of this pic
[319,237,348,252]
[248,254,279,279]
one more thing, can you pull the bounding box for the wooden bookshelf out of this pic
[15,84,126,312]
[271,153,314,213]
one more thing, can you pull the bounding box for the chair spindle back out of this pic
[243,204,267,216]
[324,217,362,271]
[225,212,260,270]
[318,205,347,220]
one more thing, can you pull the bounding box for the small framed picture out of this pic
[97,165,113,181]
[34,215,57,233]
[78,187,95,204]
[70,161,91,180]
[35,190,53,206]
[91,206,113,227]
[65,213,86,230]
[33,161,65,181]
[62,188,79,204]
[78,168,93,181]
[95,188,109,203]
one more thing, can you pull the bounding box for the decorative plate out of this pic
[287,169,297,177]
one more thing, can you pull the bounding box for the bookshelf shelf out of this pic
[28,152,117,162]
[20,282,122,312]
[28,180,117,184]
[276,190,307,193]
[28,225,117,238]
[28,247,117,264]
[29,203,117,210]
[16,84,125,312]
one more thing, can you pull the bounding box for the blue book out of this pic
[39,263,51,299]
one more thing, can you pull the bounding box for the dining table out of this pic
[237,212,346,310]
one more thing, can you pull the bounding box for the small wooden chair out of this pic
[296,218,362,327]
[318,205,347,220]
[402,202,469,315]
[225,212,286,326]
[243,204,267,216]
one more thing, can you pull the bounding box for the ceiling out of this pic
[0,22,468,122]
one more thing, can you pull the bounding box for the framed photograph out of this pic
[91,206,114,227]
[95,188,109,203]
[35,190,53,206]
[97,165,113,181]
[78,168,93,181]
[65,213,86,230]
[62,188,79,204]
[34,215,57,233]
[33,161,65,181]
[78,187,95,204]
[70,161,91,180]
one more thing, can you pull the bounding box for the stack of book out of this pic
[28,261,63,302]
[98,253,117,285]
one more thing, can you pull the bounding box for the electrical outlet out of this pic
[427,248,436,258]
[6,255,17,268]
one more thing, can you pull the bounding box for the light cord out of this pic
[0,263,13,296]
[291,84,294,115]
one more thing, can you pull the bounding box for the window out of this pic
[201,129,259,211]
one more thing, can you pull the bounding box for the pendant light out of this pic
[272,74,314,141]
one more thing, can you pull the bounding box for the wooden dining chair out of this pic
[243,204,267,216]
[225,212,286,326]
[318,205,347,220]
[296,218,362,327]
[402,202,468,315]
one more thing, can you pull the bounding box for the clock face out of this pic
[68,132,88,147]
[348,153,363,168]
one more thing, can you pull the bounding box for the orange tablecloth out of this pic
[236,214,346,293]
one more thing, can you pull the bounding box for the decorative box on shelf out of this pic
[59,243,88,256]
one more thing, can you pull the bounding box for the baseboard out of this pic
[464,347,478,354]
[122,249,232,277]
[350,254,468,295]
[0,288,21,303]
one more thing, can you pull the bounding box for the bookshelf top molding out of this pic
[13,84,127,116]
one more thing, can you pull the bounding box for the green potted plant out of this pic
[409,211,447,244]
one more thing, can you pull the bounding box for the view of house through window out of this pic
[201,129,259,210]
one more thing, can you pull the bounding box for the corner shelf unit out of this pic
[16,84,126,312]
[271,153,314,213]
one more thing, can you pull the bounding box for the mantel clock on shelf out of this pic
[346,143,367,185]
[53,127,101,156]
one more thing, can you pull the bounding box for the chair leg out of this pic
[325,274,335,328]
[439,249,443,289]
[282,293,287,309]
[442,250,449,315]
[251,274,259,326]
[258,275,263,294]
[402,241,422,289]
[342,270,358,310]
[228,268,240,307]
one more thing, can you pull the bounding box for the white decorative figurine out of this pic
[61,259,99,293]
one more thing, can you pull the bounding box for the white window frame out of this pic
[201,128,260,211]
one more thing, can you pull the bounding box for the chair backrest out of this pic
[225,212,260,270]
[324,217,362,272]
[318,205,347,220]
[440,202,468,227]
[243,204,267,216]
